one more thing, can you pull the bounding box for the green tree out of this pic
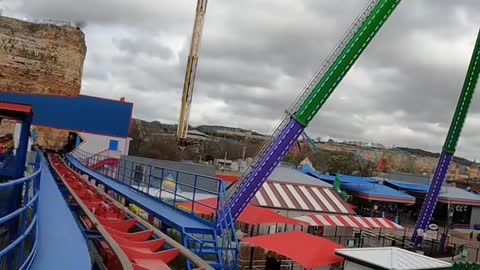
[327,152,374,176]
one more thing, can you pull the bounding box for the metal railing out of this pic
[72,149,226,224]
[0,152,41,270]
[71,149,239,268]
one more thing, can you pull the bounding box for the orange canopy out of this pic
[177,198,306,226]
[242,231,344,269]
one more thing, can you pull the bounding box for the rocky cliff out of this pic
[0,16,87,150]
[0,16,86,96]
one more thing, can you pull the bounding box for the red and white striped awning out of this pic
[251,181,355,215]
[294,214,404,230]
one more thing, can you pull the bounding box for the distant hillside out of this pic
[128,118,266,161]
[398,147,475,166]
[130,119,265,139]
[196,125,265,136]
[129,118,476,170]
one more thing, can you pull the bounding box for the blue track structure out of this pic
[31,153,91,270]
[66,153,238,270]
[411,29,480,248]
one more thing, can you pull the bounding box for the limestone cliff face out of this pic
[0,16,87,150]
[0,16,87,96]
[35,127,69,151]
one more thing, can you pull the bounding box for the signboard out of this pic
[347,239,356,248]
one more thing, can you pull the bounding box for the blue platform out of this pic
[30,155,90,270]
[65,154,212,232]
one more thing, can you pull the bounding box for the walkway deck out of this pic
[30,155,90,270]
[66,154,213,232]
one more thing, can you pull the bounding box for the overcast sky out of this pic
[2,0,480,160]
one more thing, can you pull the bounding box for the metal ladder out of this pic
[226,0,380,200]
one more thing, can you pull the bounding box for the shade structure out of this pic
[238,205,307,225]
[177,198,306,225]
[294,214,403,230]
[177,197,218,215]
[242,231,344,269]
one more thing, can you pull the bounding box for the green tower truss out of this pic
[294,0,402,126]
[443,30,480,153]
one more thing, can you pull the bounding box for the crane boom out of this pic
[177,0,208,147]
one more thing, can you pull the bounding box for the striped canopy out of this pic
[294,214,403,230]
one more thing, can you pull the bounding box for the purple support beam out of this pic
[411,151,453,247]
[216,118,304,231]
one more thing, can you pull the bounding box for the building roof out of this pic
[0,93,133,137]
[218,165,333,188]
[242,231,344,269]
[384,180,430,192]
[335,247,451,270]
[342,182,416,204]
[294,214,403,230]
[270,165,332,187]
[251,181,354,215]
[301,165,377,184]
[439,186,480,206]
[384,179,480,206]
[301,165,415,204]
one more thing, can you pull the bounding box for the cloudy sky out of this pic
[2,0,480,160]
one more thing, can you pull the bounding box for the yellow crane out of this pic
[176,0,208,149]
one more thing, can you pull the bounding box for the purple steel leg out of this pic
[411,151,453,247]
[216,118,304,231]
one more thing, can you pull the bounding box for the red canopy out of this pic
[216,175,240,183]
[238,205,307,225]
[242,231,344,269]
[177,198,306,225]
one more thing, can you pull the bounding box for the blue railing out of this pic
[0,152,41,270]
[72,149,226,224]
[72,149,240,268]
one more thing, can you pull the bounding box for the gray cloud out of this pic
[3,0,480,160]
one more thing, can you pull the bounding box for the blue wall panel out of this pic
[0,94,133,138]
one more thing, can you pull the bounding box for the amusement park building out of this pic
[0,93,133,156]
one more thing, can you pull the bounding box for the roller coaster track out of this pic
[48,154,212,270]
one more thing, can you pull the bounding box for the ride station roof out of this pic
[385,179,480,206]
[301,165,377,184]
[335,247,451,270]
[343,182,416,204]
[301,166,415,204]
[294,214,403,230]
[242,231,344,269]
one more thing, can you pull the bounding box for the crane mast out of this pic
[177,0,208,148]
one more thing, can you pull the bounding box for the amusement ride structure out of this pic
[220,0,403,230]
[3,0,480,269]
[71,0,405,268]
[411,29,480,248]
[176,0,208,148]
